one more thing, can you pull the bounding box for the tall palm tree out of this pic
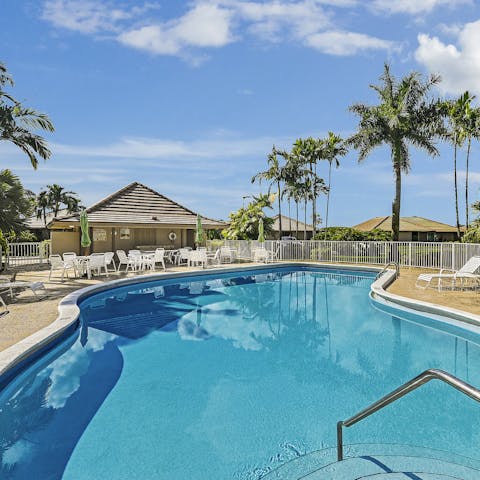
[443,92,475,236]
[462,100,479,229]
[349,64,442,241]
[36,190,50,227]
[252,146,286,239]
[45,184,81,218]
[0,62,54,169]
[322,132,348,239]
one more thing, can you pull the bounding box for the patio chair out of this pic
[188,250,207,268]
[104,252,116,272]
[49,254,74,281]
[63,252,78,277]
[88,253,109,277]
[0,278,47,300]
[253,247,269,263]
[415,256,480,291]
[207,249,221,266]
[177,248,191,266]
[219,246,234,264]
[154,248,166,271]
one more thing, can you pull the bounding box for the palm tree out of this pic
[462,101,479,229]
[45,184,81,217]
[322,132,348,239]
[252,146,286,239]
[0,62,54,169]
[443,92,475,236]
[349,64,442,241]
[292,137,324,237]
[36,190,50,227]
[0,169,34,232]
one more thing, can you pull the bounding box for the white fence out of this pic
[2,241,51,268]
[207,240,480,271]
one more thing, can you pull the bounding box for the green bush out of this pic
[314,227,392,241]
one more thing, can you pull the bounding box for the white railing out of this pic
[206,240,480,270]
[5,241,51,267]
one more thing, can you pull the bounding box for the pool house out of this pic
[48,182,226,255]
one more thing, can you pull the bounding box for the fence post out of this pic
[452,242,456,271]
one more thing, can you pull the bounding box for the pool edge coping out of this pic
[2,261,480,378]
[371,269,480,329]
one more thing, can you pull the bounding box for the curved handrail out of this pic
[337,369,480,461]
[375,261,399,280]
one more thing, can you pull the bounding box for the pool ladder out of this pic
[375,261,400,280]
[337,369,480,461]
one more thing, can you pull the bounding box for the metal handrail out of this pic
[375,261,400,280]
[337,369,480,461]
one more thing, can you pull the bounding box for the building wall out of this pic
[51,230,80,255]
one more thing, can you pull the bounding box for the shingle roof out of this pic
[353,216,458,233]
[271,214,313,232]
[26,209,69,229]
[54,182,226,228]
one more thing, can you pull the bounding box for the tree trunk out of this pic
[466,136,471,230]
[288,199,292,235]
[310,162,316,238]
[304,197,307,240]
[296,201,299,239]
[392,149,402,242]
[324,160,332,241]
[277,182,282,240]
[454,137,461,238]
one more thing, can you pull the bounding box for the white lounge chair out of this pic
[253,247,269,263]
[416,256,480,291]
[0,279,47,300]
[0,295,8,317]
[63,252,78,277]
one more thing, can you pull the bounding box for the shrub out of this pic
[314,227,392,241]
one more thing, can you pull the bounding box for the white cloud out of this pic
[305,30,395,56]
[118,3,235,56]
[41,0,397,60]
[371,0,470,15]
[415,20,480,95]
[41,0,154,34]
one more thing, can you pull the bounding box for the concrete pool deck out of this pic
[0,263,479,353]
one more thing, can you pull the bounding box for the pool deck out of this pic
[0,263,479,353]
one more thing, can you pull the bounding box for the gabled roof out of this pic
[271,214,313,232]
[353,216,458,233]
[54,182,225,228]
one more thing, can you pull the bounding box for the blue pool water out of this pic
[1,266,480,479]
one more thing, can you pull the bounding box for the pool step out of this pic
[260,445,480,480]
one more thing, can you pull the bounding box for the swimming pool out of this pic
[1,265,480,479]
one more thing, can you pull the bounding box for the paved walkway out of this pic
[0,264,478,352]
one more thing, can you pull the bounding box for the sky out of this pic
[1,0,480,227]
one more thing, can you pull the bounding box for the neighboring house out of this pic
[270,215,314,240]
[353,216,460,242]
[48,182,226,254]
[25,209,69,240]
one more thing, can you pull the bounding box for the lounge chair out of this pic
[0,295,8,317]
[415,256,480,291]
[49,254,75,281]
[0,279,47,300]
[253,247,269,263]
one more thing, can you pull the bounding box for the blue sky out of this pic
[1,0,480,227]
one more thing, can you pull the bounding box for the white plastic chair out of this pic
[88,253,108,277]
[220,246,234,264]
[62,252,78,277]
[177,248,191,266]
[154,248,166,271]
[416,256,480,291]
[104,252,116,272]
[188,250,207,268]
[49,254,72,281]
[253,248,269,263]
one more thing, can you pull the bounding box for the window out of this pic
[93,228,107,242]
[120,228,130,240]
